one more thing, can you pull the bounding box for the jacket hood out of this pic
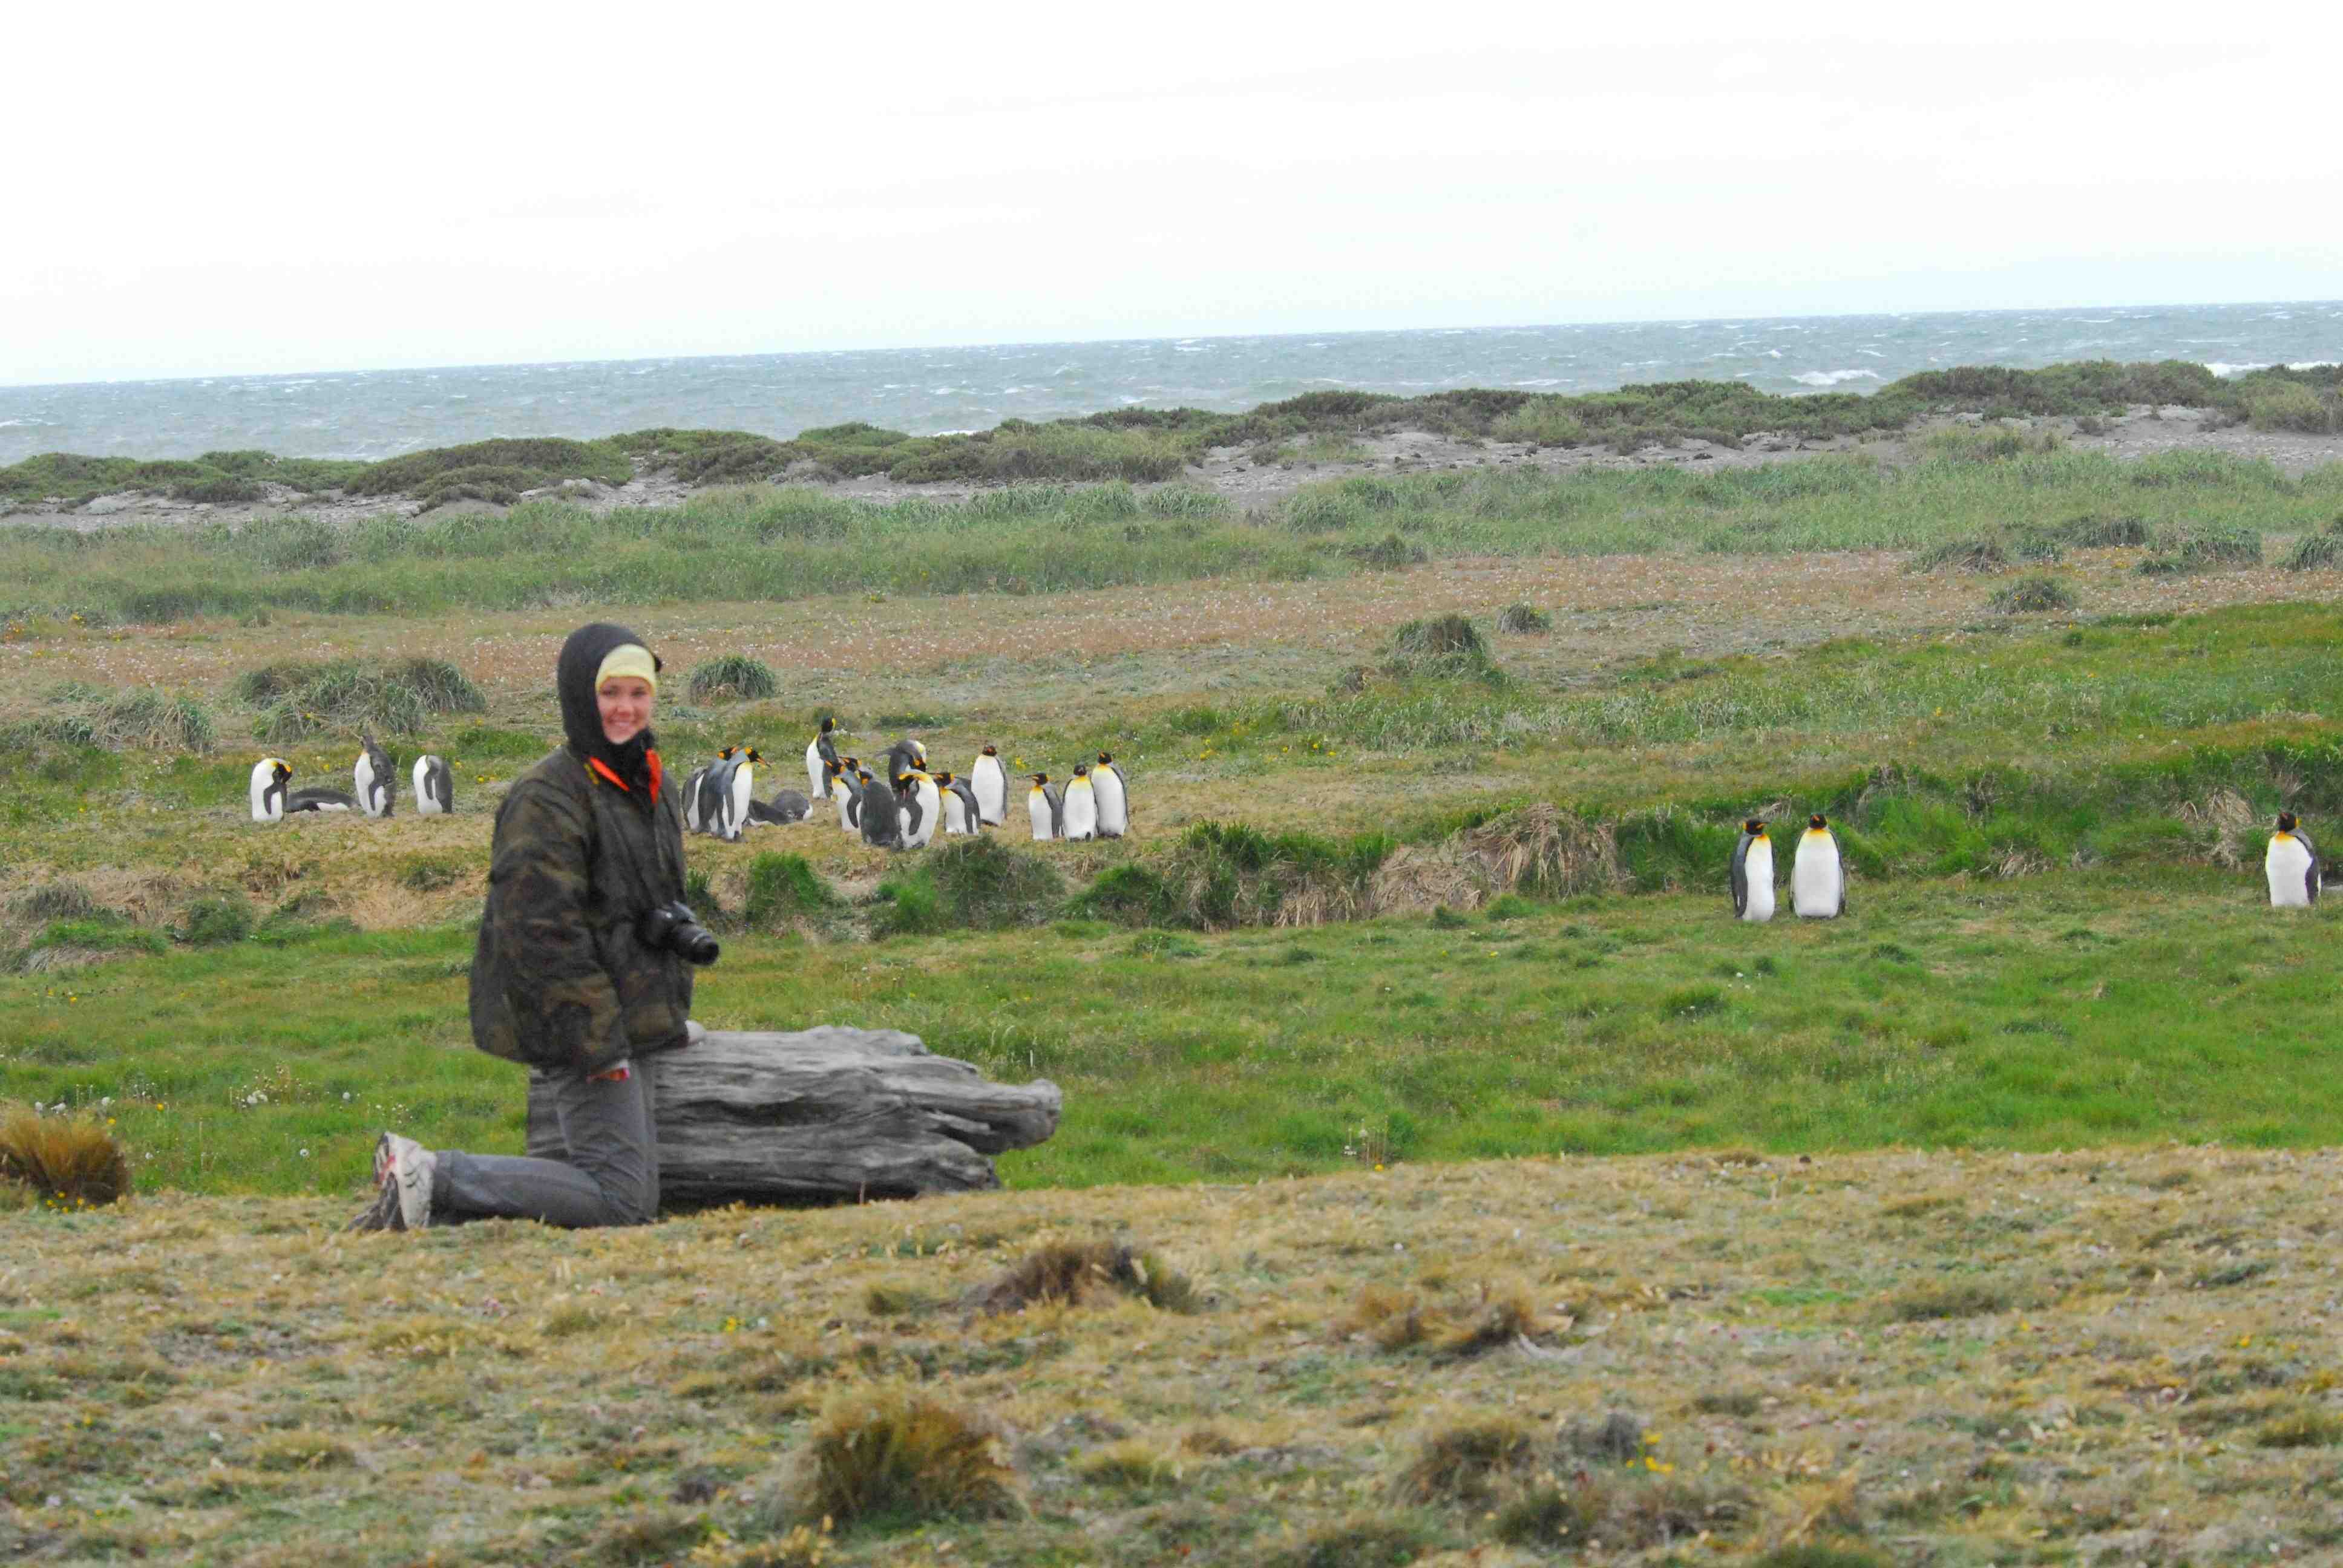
[556,621,661,783]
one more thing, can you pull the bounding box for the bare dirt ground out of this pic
[8,407,2339,531]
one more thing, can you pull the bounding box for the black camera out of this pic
[638,901,720,966]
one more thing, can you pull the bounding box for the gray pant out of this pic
[432,1058,661,1227]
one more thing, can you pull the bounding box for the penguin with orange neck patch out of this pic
[1730,818,1775,923]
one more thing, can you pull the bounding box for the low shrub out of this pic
[687,654,779,704]
[179,892,255,946]
[744,852,836,927]
[1496,602,1552,633]
[2246,383,2335,434]
[0,1106,132,1206]
[783,1385,1025,1526]
[1990,574,2078,614]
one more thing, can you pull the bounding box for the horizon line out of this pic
[5,295,2336,393]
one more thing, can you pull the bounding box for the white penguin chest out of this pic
[2267,835,2314,907]
[1028,791,1053,839]
[1741,841,1775,921]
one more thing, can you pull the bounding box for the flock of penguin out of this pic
[247,735,453,822]
[1728,810,2325,916]
[678,718,1132,851]
[241,719,1132,852]
[243,727,2323,912]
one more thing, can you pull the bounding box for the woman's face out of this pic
[597,676,655,746]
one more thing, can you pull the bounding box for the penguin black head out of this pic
[842,756,860,770]
[825,757,844,775]
[983,745,998,757]
[1030,772,1049,786]
[742,747,762,764]
[935,771,954,786]
[894,774,915,794]
[1073,762,1090,777]
[718,745,738,760]
[2278,812,2299,834]
[1743,818,1766,835]
[856,769,874,785]
[274,760,292,785]
[1098,751,1113,765]
[1808,814,1829,831]
[819,717,834,734]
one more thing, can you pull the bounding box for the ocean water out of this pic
[2,300,2336,467]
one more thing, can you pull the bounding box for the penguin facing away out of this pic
[684,746,736,834]
[411,754,454,815]
[971,745,1009,826]
[884,739,926,788]
[356,733,396,818]
[1092,751,1129,838]
[947,774,984,836]
[250,758,292,823]
[2266,812,2319,907]
[1027,773,1061,841]
[1061,762,1098,841]
[1731,818,1775,923]
[696,749,744,840]
[860,771,900,848]
[1789,814,1844,919]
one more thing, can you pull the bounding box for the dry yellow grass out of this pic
[5,1146,2341,1563]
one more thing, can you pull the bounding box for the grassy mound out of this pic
[234,656,485,740]
[742,853,836,929]
[872,837,1068,937]
[344,437,632,512]
[1990,573,2080,613]
[0,1105,131,1206]
[685,654,778,703]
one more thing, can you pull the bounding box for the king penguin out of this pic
[2266,812,2319,907]
[1730,818,1775,923]
[749,788,811,826]
[723,746,763,841]
[936,771,980,836]
[356,733,396,818]
[250,757,292,823]
[971,745,1009,826]
[1061,762,1099,841]
[828,759,856,830]
[684,746,736,834]
[806,717,839,801]
[899,771,940,850]
[411,754,454,815]
[860,771,900,849]
[1026,773,1062,841]
[1092,751,1129,838]
[1789,814,1845,919]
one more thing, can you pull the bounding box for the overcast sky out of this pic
[7,2,2339,385]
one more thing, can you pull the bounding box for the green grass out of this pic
[10,445,2334,626]
[1,863,2331,1198]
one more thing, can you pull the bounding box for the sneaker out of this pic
[379,1132,437,1230]
[344,1173,402,1233]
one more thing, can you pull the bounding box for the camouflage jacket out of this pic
[468,746,692,1076]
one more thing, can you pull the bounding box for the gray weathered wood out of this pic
[524,1026,1061,1209]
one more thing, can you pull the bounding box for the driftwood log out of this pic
[524,1026,1061,1209]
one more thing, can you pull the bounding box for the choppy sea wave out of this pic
[2,299,2336,465]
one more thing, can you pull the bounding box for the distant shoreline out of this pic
[3,358,2338,531]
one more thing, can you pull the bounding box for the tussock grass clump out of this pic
[2281,529,2342,571]
[396,855,465,893]
[2137,524,2263,576]
[12,881,99,922]
[1495,1469,1754,1553]
[0,1106,132,1206]
[2059,511,2152,547]
[1392,1413,1540,1503]
[179,892,255,946]
[237,656,483,739]
[1390,613,1486,660]
[1342,1279,1552,1359]
[251,1431,356,1471]
[968,1238,1197,1316]
[1910,535,2010,574]
[1496,601,1552,633]
[1877,1277,2017,1322]
[1461,803,1622,900]
[873,838,1067,938]
[1920,423,2066,462]
[784,1385,1024,1526]
[1268,1515,1433,1568]
[687,654,779,703]
[7,687,218,753]
[1990,573,2079,614]
[744,853,837,928]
